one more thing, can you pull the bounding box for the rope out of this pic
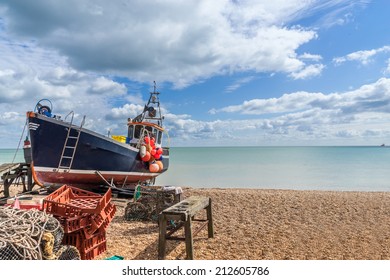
[0,207,61,260]
[10,118,28,165]
[136,128,151,149]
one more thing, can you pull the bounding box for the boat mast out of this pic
[133,81,164,126]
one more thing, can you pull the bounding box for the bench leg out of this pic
[158,214,167,260]
[207,198,214,238]
[184,218,194,260]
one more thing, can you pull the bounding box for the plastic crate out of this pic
[43,185,112,217]
[58,214,91,233]
[90,203,116,231]
[63,229,107,260]
[63,228,106,254]
[81,241,107,260]
[81,202,116,238]
[46,185,102,201]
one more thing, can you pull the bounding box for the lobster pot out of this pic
[125,185,183,222]
[56,245,81,260]
[0,207,80,260]
[0,241,24,260]
[42,216,65,253]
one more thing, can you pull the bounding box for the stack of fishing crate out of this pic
[43,185,116,260]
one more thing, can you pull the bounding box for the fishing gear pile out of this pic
[0,207,80,260]
[125,185,182,221]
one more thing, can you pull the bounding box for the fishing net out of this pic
[56,245,81,260]
[125,198,154,221]
[0,207,79,260]
[124,186,181,221]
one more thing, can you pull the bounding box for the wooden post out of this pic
[27,166,33,192]
[184,215,194,260]
[3,178,13,198]
[158,213,167,260]
[207,198,214,238]
[21,173,27,193]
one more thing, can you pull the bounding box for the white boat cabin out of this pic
[127,122,164,147]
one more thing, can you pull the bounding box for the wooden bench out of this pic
[158,196,214,260]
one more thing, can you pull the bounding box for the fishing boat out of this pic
[27,83,169,189]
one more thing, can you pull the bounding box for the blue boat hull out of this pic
[27,112,169,187]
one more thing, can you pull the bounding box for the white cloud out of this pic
[290,63,325,79]
[0,0,339,88]
[333,46,390,65]
[225,76,255,93]
[0,34,130,146]
[384,58,390,75]
[0,0,380,147]
[211,91,328,115]
[214,78,390,116]
[87,77,126,95]
[199,78,390,145]
[298,53,323,62]
[107,104,144,121]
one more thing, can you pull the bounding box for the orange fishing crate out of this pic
[62,228,107,260]
[43,185,112,217]
[90,203,116,233]
[82,241,107,260]
[57,214,91,233]
[43,185,115,260]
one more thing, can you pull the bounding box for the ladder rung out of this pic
[61,156,73,159]
[65,146,75,149]
[68,136,79,139]
[58,166,70,168]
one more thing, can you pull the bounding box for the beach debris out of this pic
[42,185,116,260]
[0,207,79,260]
[125,185,182,221]
[5,195,44,210]
[105,255,124,260]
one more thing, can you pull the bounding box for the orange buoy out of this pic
[154,153,161,160]
[149,162,159,173]
[141,151,151,162]
[156,160,163,172]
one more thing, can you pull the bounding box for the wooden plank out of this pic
[0,163,21,175]
[162,196,210,219]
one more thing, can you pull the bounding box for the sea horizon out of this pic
[1,146,390,192]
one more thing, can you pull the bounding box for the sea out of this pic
[1,146,390,192]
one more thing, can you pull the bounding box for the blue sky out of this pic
[1,0,390,148]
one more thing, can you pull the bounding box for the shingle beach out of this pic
[100,187,390,260]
